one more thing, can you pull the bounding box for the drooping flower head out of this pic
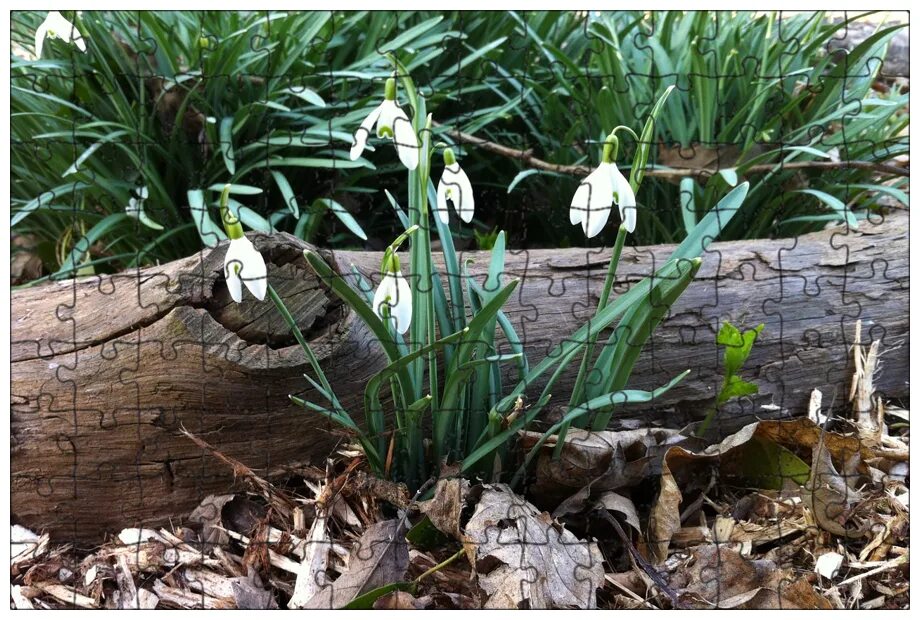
[35,12,86,59]
[219,185,267,303]
[569,131,636,238]
[125,186,164,231]
[435,147,474,225]
[372,249,412,335]
[349,77,419,170]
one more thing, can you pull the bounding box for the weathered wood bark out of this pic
[11,213,908,542]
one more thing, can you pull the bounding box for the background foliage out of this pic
[11,10,908,282]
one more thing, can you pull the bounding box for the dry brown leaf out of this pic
[11,234,43,285]
[519,427,684,507]
[188,495,235,548]
[417,477,471,540]
[648,417,869,555]
[668,545,831,609]
[596,491,642,533]
[373,590,427,609]
[780,577,835,609]
[241,511,273,578]
[463,484,604,609]
[803,432,866,538]
[304,519,409,609]
[645,458,682,564]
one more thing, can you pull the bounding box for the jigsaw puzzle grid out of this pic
[9,9,910,610]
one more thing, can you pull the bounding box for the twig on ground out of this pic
[596,509,686,609]
[835,554,909,587]
[179,425,296,519]
[436,124,910,179]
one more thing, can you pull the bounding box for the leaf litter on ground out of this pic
[10,324,908,609]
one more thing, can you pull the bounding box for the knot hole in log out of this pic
[207,233,345,348]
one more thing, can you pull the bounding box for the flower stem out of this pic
[415,548,465,584]
[553,225,628,458]
[267,284,343,414]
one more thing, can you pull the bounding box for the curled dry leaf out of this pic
[645,458,682,565]
[803,431,866,538]
[519,427,685,507]
[417,477,471,541]
[463,484,604,609]
[304,518,409,609]
[667,545,831,609]
[187,494,236,548]
[645,418,867,558]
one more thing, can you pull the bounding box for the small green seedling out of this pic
[697,321,764,437]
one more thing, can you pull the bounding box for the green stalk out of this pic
[267,284,346,418]
[696,399,720,439]
[553,224,627,457]
[420,122,439,415]
[415,548,465,583]
[405,103,429,406]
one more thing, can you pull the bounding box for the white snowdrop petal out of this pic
[372,276,394,323]
[583,163,614,238]
[350,103,383,161]
[393,272,413,334]
[225,266,243,303]
[569,182,589,226]
[224,237,266,303]
[376,100,399,138]
[34,22,48,58]
[610,165,637,233]
[392,109,419,170]
[373,271,412,334]
[454,165,475,223]
[37,12,86,57]
[240,243,268,301]
[435,178,451,225]
[621,204,636,234]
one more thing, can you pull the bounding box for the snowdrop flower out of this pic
[373,250,412,334]
[224,236,267,303]
[124,186,164,230]
[35,12,86,59]
[570,133,636,237]
[218,185,266,303]
[349,78,419,170]
[435,148,474,224]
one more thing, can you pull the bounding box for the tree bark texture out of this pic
[11,212,908,542]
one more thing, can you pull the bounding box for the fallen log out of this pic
[11,212,908,542]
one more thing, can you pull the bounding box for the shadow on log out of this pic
[11,212,908,542]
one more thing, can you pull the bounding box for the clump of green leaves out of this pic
[697,321,764,437]
[12,11,907,284]
[272,58,750,492]
[499,11,908,244]
[473,227,500,250]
